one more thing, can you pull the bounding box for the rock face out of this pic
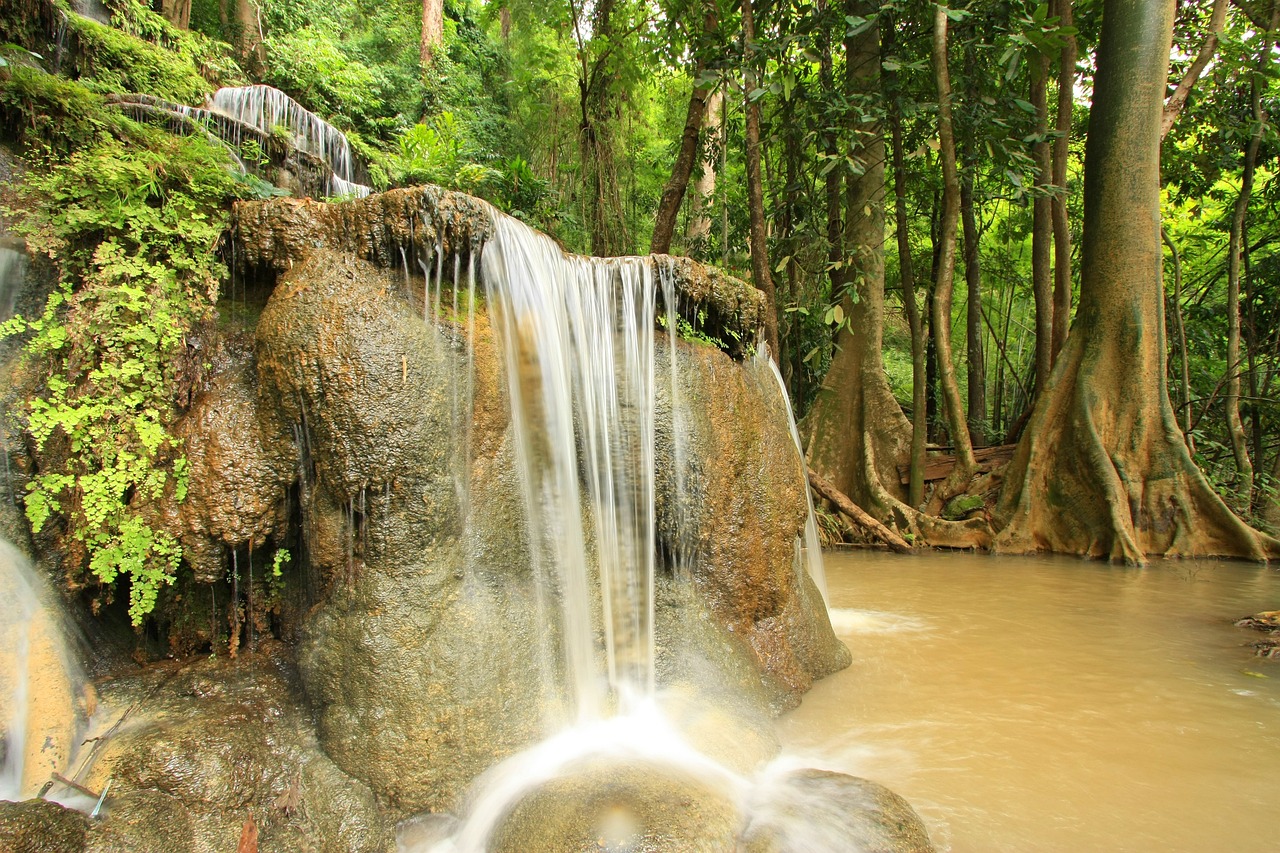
[208,192,849,813]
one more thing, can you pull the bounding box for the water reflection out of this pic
[780,550,1280,852]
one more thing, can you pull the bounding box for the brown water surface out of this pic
[778,550,1280,852]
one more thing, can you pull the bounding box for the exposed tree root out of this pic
[994,324,1279,563]
[808,468,913,554]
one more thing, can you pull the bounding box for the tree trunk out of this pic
[962,172,985,449]
[1031,54,1054,391]
[160,0,192,29]
[890,89,927,507]
[995,0,1275,562]
[651,74,711,254]
[651,4,717,255]
[927,4,976,508]
[1161,0,1229,139]
[500,6,512,42]
[688,88,722,255]
[805,0,912,518]
[1161,227,1194,453]
[961,42,986,450]
[741,0,780,359]
[421,0,444,67]
[1226,108,1260,506]
[224,0,263,70]
[575,0,627,256]
[1050,0,1076,360]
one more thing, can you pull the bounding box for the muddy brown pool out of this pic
[779,550,1280,852]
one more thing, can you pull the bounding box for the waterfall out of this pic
[481,212,679,721]
[206,85,372,199]
[0,539,81,801]
[411,206,848,852]
[0,244,24,322]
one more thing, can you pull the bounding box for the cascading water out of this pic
[205,85,372,199]
[0,242,24,322]
[482,213,674,720]
[0,539,81,802]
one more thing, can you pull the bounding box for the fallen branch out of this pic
[807,468,914,554]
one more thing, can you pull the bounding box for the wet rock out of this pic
[740,769,935,853]
[255,250,547,813]
[487,758,740,853]
[162,353,294,583]
[656,342,850,704]
[0,798,88,853]
[1235,610,1280,631]
[77,645,390,853]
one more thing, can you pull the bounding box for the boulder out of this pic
[740,769,935,853]
[487,758,740,853]
[0,799,88,853]
[77,644,390,853]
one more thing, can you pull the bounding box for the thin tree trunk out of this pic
[1161,227,1194,453]
[996,0,1274,562]
[890,90,927,507]
[741,0,781,359]
[961,42,986,449]
[962,173,985,449]
[927,5,976,508]
[421,0,444,67]
[1050,0,1076,359]
[1031,53,1054,393]
[651,5,717,254]
[1226,80,1263,506]
[651,74,712,254]
[500,6,512,42]
[688,87,722,254]
[1160,0,1229,139]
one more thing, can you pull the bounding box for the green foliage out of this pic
[262,26,387,132]
[3,127,241,624]
[63,13,214,104]
[0,65,122,150]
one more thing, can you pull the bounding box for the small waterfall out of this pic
[760,352,829,604]
[0,243,25,322]
[206,85,371,199]
[482,212,678,721]
[0,539,82,801]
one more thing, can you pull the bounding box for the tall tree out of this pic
[421,0,444,66]
[1050,0,1077,359]
[652,4,719,255]
[995,0,1275,561]
[928,2,977,506]
[571,0,629,255]
[687,87,722,255]
[805,2,911,516]
[741,0,780,357]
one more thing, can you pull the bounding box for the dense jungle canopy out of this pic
[1,0,1280,626]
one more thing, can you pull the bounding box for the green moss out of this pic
[63,13,211,104]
